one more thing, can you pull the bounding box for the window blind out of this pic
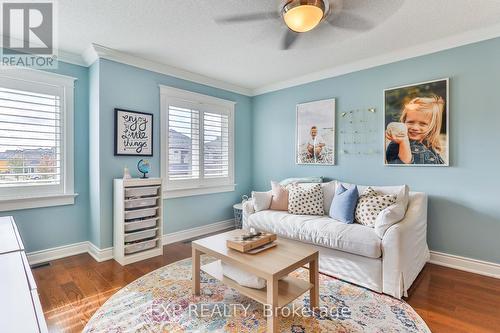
[167,106,230,182]
[167,105,200,180]
[0,86,61,187]
[203,111,229,178]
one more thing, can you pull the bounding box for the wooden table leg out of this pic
[266,277,279,333]
[309,254,319,311]
[192,247,201,295]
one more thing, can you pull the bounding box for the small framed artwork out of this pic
[114,108,153,156]
[384,78,449,166]
[296,98,335,165]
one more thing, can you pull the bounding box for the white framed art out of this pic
[296,98,336,165]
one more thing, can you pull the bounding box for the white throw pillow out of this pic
[284,181,334,214]
[338,182,409,237]
[374,185,409,237]
[221,261,266,289]
[288,184,324,216]
[355,187,397,227]
[251,191,272,212]
[321,180,337,215]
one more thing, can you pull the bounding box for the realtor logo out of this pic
[1,0,57,68]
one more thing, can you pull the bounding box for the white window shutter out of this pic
[161,86,235,197]
[203,111,229,178]
[167,106,200,181]
[0,86,61,187]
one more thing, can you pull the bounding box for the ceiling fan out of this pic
[215,0,373,50]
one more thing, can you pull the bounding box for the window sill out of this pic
[0,193,78,212]
[164,184,235,199]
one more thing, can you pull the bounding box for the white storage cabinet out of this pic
[114,178,163,265]
[0,216,48,333]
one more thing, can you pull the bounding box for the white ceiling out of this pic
[57,0,500,94]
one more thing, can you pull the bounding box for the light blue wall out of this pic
[252,38,500,264]
[1,61,90,252]
[95,59,253,248]
[1,57,252,252]
[5,38,500,264]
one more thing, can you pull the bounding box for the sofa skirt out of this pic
[303,243,383,293]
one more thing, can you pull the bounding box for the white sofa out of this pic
[242,185,429,299]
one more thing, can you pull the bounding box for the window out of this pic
[0,68,75,211]
[160,85,235,198]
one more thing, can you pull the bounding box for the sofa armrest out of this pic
[381,192,430,298]
[242,199,255,229]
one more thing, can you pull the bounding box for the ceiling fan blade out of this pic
[282,30,299,50]
[327,12,373,31]
[336,0,405,11]
[338,0,368,11]
[215,11,279,24]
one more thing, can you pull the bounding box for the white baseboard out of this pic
[87,242,114,262]
[27,241,88,265]
[26,219,235,265]
[162,219,235,245]
[429,251,500,279]
[30,224,500,280]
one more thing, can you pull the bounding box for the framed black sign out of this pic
[114,108,153,156]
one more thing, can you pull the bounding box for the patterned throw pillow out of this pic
[355,187,396,227]
[288,183,324,215]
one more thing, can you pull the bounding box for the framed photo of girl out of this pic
[384,78,449,166]
[296,98,335,165]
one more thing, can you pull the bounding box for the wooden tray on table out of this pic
[226,232,277,253]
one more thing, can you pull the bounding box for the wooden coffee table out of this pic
[191,229,319,333]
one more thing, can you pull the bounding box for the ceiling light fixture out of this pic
[282,0,326,33]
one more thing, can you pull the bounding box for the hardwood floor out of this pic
[33,241,500,333]
[406,263,500,333]
[34,242,191,332]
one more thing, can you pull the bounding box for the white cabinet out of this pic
[113,178,163,265]
[0,216,48,333]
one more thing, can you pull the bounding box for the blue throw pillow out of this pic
[329,184,359,223]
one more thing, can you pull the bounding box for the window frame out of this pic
[0,68,76,211]
[160,85,235,198]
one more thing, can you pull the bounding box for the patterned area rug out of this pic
[84,257,430,332]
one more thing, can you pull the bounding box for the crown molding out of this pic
[57,49,87,67]
[252,23,500,96]
[23,21,500,96]
[83,43,253,96]
[82,44,99,66]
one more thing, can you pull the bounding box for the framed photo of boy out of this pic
[296,99,335,165]
[384,78,449,166]
[114,109,153,156]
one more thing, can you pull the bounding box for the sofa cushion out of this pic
[251,191,272,212]
[270,181,288,211]
[283,181,336,214]
[247,210,382,258]
[329,184,359,224]
[355,187,396,227]
[338,182,409,210]
[338,182,409,237]
[288,183,324,216]
[321,180,337,214]
[279,176,323,186]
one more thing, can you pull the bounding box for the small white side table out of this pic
[233,203,243,229]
